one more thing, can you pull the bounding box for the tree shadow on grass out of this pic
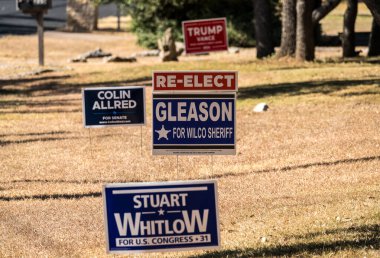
[0,131,133,147]
[205,155,380,180]
[320,56,380,65]
[0,98,80,108]
[193,224,379,257]
[0,97,82,114]
[0,136,82,147]
[0,76,152,96]
[1,178,126,185]
[0,192,101,202]
[0,75,71,88]
[0,108,81,114]
[0,130,69,138]
[238,78,380,99]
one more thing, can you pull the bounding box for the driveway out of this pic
[0,0,116,35]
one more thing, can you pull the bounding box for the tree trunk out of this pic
[342,0,358,57]
[368,18,380,56]
[66,0,96,32]
[312,0,341,25]
[117,4,121,31]
[93,5,99,30]
[296,0,315,61]
[362,0,380,26]
[278,0,297,57]
[313,0,322,45]
[253,0,274,59]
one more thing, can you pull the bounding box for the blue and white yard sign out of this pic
[152,93,236,155]
[82,86,145,128]
[103,180,220,253]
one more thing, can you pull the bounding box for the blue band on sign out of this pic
[152,93,236,155]
[103,180,220,253]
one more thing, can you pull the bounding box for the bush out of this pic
[123,0,280,49]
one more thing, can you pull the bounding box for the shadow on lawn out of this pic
[0,130,73,146]
[2,155,379,200]
[0,192,101,202]
[0,136,82,147]
[0,130,134,147]
[0,130,69,138]
[192,224,380,257]
[0,178,143,188]
[0,98,80,108]
[0,97,82,114]
[0,75,71,88]
[207,155,380,180]
[238,78,380,99]
[0,108,81,114]
[321,56,380,65]
[0,76,151,96]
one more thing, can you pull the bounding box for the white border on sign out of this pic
[152,148,236,156]
[182,17,229,55]
[151,92,236,156]
[152,70,238,92]
[81,86,146,128]
[102,180,220,254]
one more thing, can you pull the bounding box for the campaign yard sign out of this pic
[103,180,220,253]
[182,18,228,54]
[82,86,145,128]
[152,93,236,155]
[153,71,238,92]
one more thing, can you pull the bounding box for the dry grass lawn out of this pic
[0,7,380,258]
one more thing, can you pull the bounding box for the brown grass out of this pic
[0,13,380,258]
[321,2,372,34]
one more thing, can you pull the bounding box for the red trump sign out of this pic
[153,71,237,92]
[182,18,228,54]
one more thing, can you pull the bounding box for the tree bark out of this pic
[66,0,96,32]
[278,0,297,57]
[342,0,358,57]
[368,18,380,56]
[117,4,121,31]
[93,5,99,30]
[312,0,341,25]
[313,0,322,45]
[253,0,274,59]
[362,0,380,26]
[296,0,315,61]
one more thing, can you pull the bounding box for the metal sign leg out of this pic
[176,155,179,180]
[35,12,44,66]
[140,126,143,156]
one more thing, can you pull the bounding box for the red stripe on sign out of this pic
[153,71,237,92]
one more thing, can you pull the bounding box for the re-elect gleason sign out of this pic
[152,71,237,155]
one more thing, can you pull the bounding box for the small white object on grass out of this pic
[253,103,269,112]
[260,236,267,243]
[228,47,240,54]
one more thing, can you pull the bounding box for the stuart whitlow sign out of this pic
[182,18,228,54]
[103,180,220,253]
[82,86,145,128]
[152,93,236,155]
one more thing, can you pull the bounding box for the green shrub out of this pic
[122,0,280,49]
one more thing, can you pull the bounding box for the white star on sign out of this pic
[158,209,165,215]
[155,125,171,140]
